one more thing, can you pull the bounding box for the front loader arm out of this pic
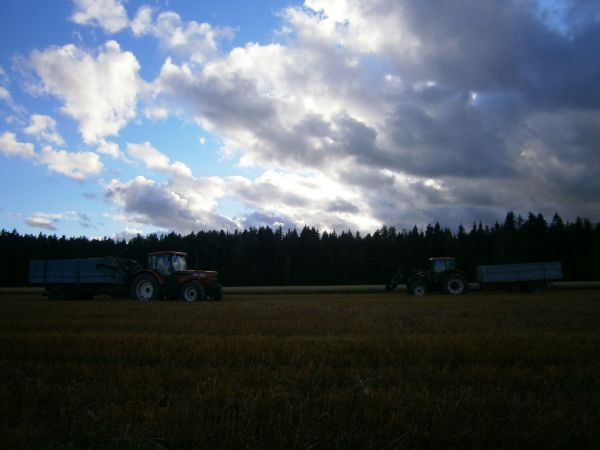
[385,267,408,291]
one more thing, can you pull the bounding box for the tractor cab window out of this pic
[431,259,456,272]
[149,255,172,276]
[432,259,447,273]
[171,255,187,272]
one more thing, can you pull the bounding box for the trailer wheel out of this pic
[180,281,206,302]
[212,283,223,301]
[443,275,467,295]
[409,282,427,296]
[132,274,159,301]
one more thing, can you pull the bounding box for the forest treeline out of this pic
[1,211,599,286]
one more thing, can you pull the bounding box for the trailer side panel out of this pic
[476,262,562,284]
[29,258,124,285]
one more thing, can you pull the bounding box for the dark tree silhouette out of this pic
[1,211,598,286]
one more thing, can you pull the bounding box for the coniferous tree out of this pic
[1,211,598,286]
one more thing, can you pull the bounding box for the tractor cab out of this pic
[428,257,458,284]
[148,251,187,276]
[430,257,456,273]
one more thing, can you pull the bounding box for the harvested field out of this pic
[1,290,599,449]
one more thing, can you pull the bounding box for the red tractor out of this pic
[385,257,469,296]
[131,251,223,302]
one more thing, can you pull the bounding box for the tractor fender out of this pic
[133,269,165,285]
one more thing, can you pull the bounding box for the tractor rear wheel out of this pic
[132,273,159,301]
[180,281,206,302]
[443,275,468,295]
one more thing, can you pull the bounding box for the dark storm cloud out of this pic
[158,62,277,132]
[338,165,396,189]
[369,0,599,181]
[514,109,600,204]
[389,1,600,103]
[233,178,310,209]
[384,98,515,177]
[152,0,600,230]
[326,198,360,214]
[105,177,238,233]
[372,0,599,224]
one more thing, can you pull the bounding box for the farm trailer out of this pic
[476,261,562,292]
[29,251,223,302]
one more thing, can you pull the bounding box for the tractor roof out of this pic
[148,251,187,257]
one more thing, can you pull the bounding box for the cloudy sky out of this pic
[0,0,598,238]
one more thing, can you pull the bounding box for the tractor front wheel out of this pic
[132,273,159,301]
[180,281,206,302]
[409,282,427,296]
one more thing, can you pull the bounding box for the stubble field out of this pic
[1,289,599,449]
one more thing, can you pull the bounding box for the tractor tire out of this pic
[211,283,223,301]
[132,273,159,301]
[180,281,206,302]
[443,274,468,295]
[409,281,427,296]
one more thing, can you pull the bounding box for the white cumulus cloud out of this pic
[70,0,129,34]
[131,5,154,36]
[0,132,36,159]
[132,9,234,63]
[30,41,142,144]
[25,215,57,231]
[96,139,122,159]
[126,141,192,178]
[38,146,103,180]
[230,170,381,232]
[25,210,90,231]
[24,114,65,146]
[0,132,105,181]
[0,86,10,102]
